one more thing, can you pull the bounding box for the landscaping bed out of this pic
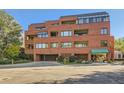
[0,59,31,65]
[56,56,118,65]
[57,56,92,65]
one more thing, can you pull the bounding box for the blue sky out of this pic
[5,9,124,39]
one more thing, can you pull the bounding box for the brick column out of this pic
[88,53,91,61]
[33,42,37,62]
[71,53,74,56]
[72,29,74,36]
[33,53,37,61]
[34,54,41,62]
[107,53,111,61]
[58,53,61,56]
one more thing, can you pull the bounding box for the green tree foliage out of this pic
[0,10,22,61]
[115,37,124,52]
[4,44,20,64]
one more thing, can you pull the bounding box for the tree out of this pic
[115,37,124,52]
[4,44,20,64]
[0,10,22,61]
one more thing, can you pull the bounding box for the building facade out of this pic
[114,50,124,60]
[25,12,114,62]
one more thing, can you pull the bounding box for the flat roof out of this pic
[30,23,45,26]
[60,11,109,18]
[29,11,109,25]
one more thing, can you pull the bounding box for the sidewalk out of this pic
[0,61,62,69]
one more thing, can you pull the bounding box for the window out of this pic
[89,17,97,23]
[61,42,72,48]
[26,36,29,40]
[26,35,34,40]
[79,17,96,24]
[61,31,72,37]
[101,28,108,35]
[77,15,109,24]
[36,43,48,48]
[74,29,88,36]
[93,17,97,23]
[75,41,88,48]
[101,40,108,47]
[51,43,58,48]
[78,18,83,24]
[101,16,109,22]
[101,16,107,22]
[96,17,102,22]
[50,31,58,37]
[27,44,34,49]
[83,18,89,23]
[123,54,124,58]
[51,23,59,26]
[89,18,93,23]
[118,54,121,59]
[78,18,89,24]
[35,27,46,30]
[37,32,48,38]
[106,16,109,21]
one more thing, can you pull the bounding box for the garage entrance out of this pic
[40,54,58,61]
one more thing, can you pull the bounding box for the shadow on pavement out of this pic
[62,70,124,84]
[33,70,124,84]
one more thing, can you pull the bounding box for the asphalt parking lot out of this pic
[0,62,124,84]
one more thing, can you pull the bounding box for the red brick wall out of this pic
[25,15,114,61]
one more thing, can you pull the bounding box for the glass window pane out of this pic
[36,43,48,48]
[51,43,58,48]
[61,42,72,48]
[35,44,37,48]
[101,28,108,35]
[61,31,72,37]
[75,41,88,48]
[37,32,48,38]
[101,40,108,47]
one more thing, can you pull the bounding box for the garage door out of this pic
[41,54,58,61]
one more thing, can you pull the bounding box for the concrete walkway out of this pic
[0,61,62,69]
[0,61,122,69]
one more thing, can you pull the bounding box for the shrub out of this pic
[75,59,82,63]
[17,52,30,60]
[69,56,78,63]
[14,59,31,64]
[57,55,91,64]
[57,56,64,63]
[0,59,11,64]
[82,61,92,64]
[0,59,31,65]
[63,57,69,64]
[108,59,113,63]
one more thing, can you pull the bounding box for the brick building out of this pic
[25,12,114,62]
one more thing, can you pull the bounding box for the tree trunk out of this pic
[12,59,14,64]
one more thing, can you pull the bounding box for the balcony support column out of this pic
[88,53,91,61]
[33,53,37,62]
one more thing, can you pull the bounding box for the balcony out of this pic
[61,20,76,25]
[35,26,47,30]
[74,29,88,36]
